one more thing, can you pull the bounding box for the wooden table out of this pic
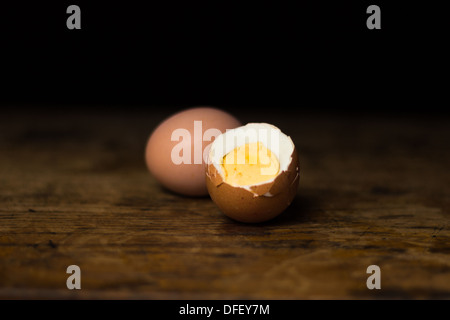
[1,109,449,299]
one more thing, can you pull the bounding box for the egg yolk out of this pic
[222,142,280,186]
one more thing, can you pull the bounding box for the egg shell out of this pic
[206,148,299,223]
[146,107,241,196]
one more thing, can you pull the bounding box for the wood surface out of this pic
[0,110,449,299]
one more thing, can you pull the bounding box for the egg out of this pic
[206,123,300,223]
[145,107,241,196]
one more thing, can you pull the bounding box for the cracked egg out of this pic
[206,123,299,223]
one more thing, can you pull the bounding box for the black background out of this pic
[1,1,448,114]
[0,1,449,305]
[0,300,444,318]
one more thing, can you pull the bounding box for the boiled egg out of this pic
[145,107,241,196]
[206,123,299,223]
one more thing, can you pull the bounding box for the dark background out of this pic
[0,1,448,114]
[1,1,450,301]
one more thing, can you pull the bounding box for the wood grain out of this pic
[0,110,449,299]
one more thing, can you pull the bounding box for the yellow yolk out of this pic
[222,142,280,186]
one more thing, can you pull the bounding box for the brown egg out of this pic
[206,123,300,223]
[145,107,241,196]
